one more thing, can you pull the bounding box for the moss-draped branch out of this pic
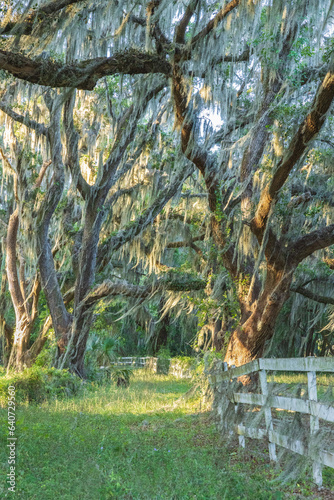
[83,275,207,307]
[0,49,171,90]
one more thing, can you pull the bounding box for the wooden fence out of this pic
[207,357,334,487]
[116,356,156,368]
[115,356,193,378]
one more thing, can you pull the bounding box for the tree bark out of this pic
[6,209,33,371]
[170,9,334,369]
[224,266,294,366]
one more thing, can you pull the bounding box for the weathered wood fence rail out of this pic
[208,357,334,487]
[116,356,193,378]
[116,357,155,368]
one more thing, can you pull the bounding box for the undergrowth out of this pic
[0,366,82,406]
[0,371,332,499]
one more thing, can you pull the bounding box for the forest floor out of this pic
[0,371,333,499]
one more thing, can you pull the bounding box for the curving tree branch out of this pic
[1,0,87,35]
[0,49,171,90]
[0,101,48,136]
[291,284,334,305]
[289,223,334,264]
[83,274,206,307]
[190,0,240,46]
[252,58,334,242]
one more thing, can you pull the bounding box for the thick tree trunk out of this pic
[24,315,53,367]
[56,204,104,375]
[6,209,32,372]
[155,315,169,354]
[2,322,14,366]
[6,317,32,372]
[153,297,170,354]
[36,98,73,363]
[67,312,94,376]
[224,269,294,366]
[0,271,14,366]
[55,307,95,376]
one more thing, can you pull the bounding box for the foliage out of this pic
[34,343,56,368]
[1,0,334,374]
[156,346,171,359]
[171,355,199,373]
[0,371,316,499]
[0,366,82,406]
[86,335,121,367]
[110,365,134,388]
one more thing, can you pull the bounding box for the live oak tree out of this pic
[0,75,209,374]
[0,80,207,373]
[1,0,334,370]
[167,0,334,366]
[1,139,51,370]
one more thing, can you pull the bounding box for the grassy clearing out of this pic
[0,371,333,499]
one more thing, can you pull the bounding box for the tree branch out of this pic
[240,24,297,228]
[6,208,25,315]
[103,105,166,194]
[289,223,334,264]
[166,233,205,248]
[180,192,207,198]
[291,285,334,305]
[0,49,171,90]
[175,0,199,44]
[97,165,194,267]
[1,0,85,35]
[190,0,240,46]
[0,101,48,136]
[33,160,52,189]
[105,183,143,210]
[252,58,334,241]
[99,82,166,191]
[36,96,72,339]
[83,274,206,307]
[63,91,90,199]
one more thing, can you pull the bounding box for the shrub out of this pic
[83,363,111,384]
[0,366,82,406]
[157,358,170,374]
[169,356,199,378]
[156,347,171,359]
[84,335,122,382]
[156,347,171,374]
[110,365,133,388]
[34,345,54,367]
[172,356,197,369]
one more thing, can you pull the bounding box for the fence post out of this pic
[259,369,277,462]
[307,370,322,487]
[230,365,245,449]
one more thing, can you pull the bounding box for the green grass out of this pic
[0,371,332,499]
[268,372,334,387]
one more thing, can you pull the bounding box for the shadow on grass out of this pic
[1,373,330,499]
[0,403,284,500]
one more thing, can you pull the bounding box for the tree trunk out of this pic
[154,317,169,353]
[224,268,294,366]
[6,209,33,372]
[56,204,104,375]
[6,317,32,372]
[154,298,170,353]
[2,322,14,366]
[65,312,94,376]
